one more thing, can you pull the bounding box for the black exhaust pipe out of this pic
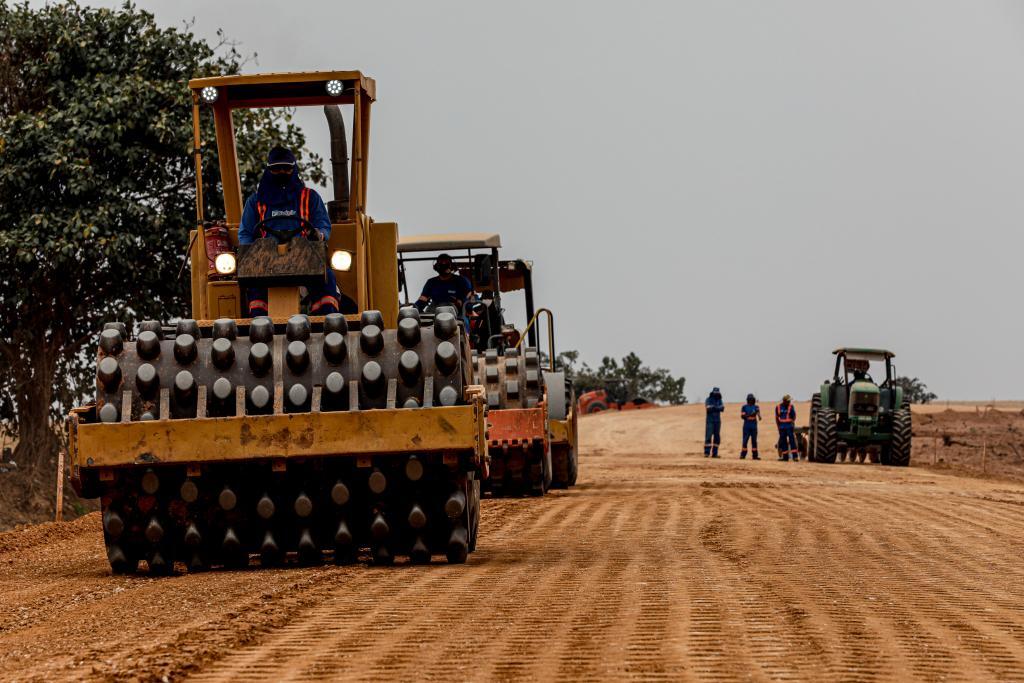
[324,105,350,221]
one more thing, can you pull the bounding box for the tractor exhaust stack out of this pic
[324,104,350,221]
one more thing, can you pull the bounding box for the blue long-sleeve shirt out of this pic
[238,189,331,245]
[705,395,725,423]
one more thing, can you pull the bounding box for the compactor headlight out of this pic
[200,86,219,104]
[215,252,236,275]
[331,249,353,272]
[326,79,345,96]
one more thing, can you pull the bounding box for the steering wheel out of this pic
[253,216,322,244]
[464,300,486,318]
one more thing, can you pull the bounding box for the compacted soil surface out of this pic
[2,404,1024,681]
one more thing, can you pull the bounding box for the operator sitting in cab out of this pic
[414,253,474,313]
[239,146,355,316]
[851,368,872,384]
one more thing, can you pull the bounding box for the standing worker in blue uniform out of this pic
[776,394,798,461]
[239,146,348,317]
[740,394,761,460]
[704,387,724,458]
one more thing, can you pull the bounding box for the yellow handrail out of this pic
[516,307,556,372]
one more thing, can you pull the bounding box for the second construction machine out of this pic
[65,72,486,573]
[397,233,579,495]
[808,348,911,465]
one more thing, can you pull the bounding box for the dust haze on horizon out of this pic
[65,0,1024,402]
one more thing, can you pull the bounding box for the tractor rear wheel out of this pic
[586,400,609,414]
[815,408,838,464]
[808,393,821,461]
[888,408,912,467]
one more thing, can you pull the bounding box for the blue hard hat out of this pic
[267,146,297,168]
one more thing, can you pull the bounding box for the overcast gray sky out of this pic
[76,1,1024,400]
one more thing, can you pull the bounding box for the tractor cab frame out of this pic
[827,347,900,416]
[396,232,540,353]
[187,71,399,325]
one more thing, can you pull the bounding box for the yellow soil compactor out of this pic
[65,72,486,574]
[397,234,578,496]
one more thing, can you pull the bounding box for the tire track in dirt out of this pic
[619,495,686,679]
[683,492,759,681]
[5,405,1024,681]
[804,492,953,680]
[777,487,960,681]
[859,495,1024,680]
[697,485,879,681]
[191,491,596,682]
[777,485,1024,681]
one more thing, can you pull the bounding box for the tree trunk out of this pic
[15,387,59,472]
[12,339,61,474]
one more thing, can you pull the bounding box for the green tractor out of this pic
[808,348,912,466]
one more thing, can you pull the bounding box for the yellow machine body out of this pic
[65,71,487,572]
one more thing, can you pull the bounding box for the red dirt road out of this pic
[2,405,1024,681]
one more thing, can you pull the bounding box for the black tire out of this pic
[548,442,579,489]
[567,382,578,487]
[468,477,480,552]
[550,445,570,489]
[546,375,571,489]
[888,408,912,467]
[568,445,578,486]
[808,393,821,461]
[529,444,547,496]
[815,408,838,464]
[543,445,553,492]
[586,400,609,414]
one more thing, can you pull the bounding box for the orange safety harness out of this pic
[256,188,312,238]
[775,403,795,424]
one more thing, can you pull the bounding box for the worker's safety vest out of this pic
[776,403,795,424]
[256,188,312,238]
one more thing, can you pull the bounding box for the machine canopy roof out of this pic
[397,232,502,253]
[188,70,376,107]
[833,347,896,361]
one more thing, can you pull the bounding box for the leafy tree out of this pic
[556,350,686,405]
[0,1,325,472]
[894,376,937,404]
